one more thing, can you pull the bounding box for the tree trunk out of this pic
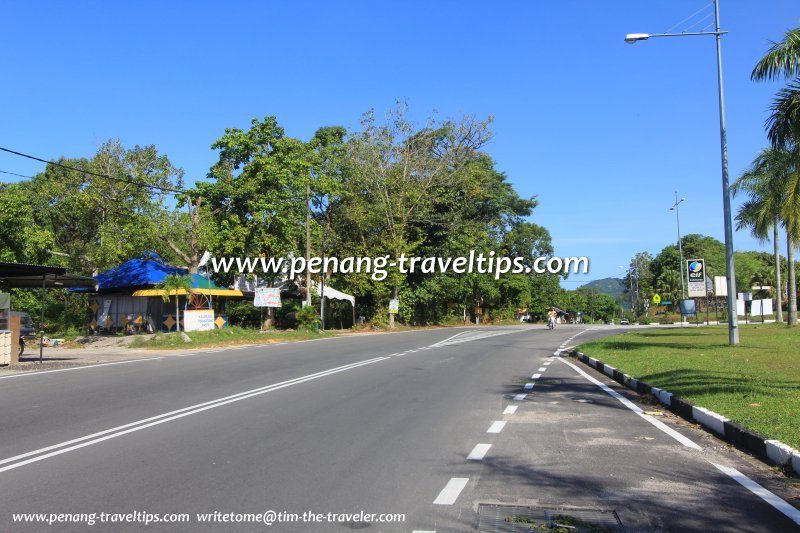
[774,222,783,323]
[788,239,797,326]
[388,284,398,328]
[176,298,181,333]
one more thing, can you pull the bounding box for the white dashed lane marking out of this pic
[433,478,469,505]
[467,443,492,461]
[503,405,518,415]
[523,383,535,391]
[537,367,546,371]
[487,421,507,434]
[513,393,527,401]
[531,373,542,380]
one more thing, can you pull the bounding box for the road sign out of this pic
[388,299,399,314]
[652,294,661,304]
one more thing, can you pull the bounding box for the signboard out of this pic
[184,309,215,331]
[679,299,696,316]
[254,287,281,308]
[686,259,706,298]
[652,294,661,305]
[388,299,399,314]
[714,276,728,297]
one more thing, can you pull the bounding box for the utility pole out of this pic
[305,182,311,308]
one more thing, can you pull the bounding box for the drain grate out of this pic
[477,503,624,532]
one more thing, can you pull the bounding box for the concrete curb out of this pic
[570,350,800,476]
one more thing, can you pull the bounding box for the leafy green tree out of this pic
[341,103,493,327]
[158,274,193,333]
[29,140,184,274]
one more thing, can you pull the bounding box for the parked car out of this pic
[620,318,630,325]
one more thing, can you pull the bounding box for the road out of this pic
[0,326,798,532]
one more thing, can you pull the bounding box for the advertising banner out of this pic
[686,259,706,298]
[254,287,282,308]
[184,309,215,331]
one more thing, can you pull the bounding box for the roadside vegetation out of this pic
[129,326,331,350]
[577,325,800,449]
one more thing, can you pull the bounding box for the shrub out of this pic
[295,305,321,331]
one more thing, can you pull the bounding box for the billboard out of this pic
[686,259,707,297]
[254,287,281,308]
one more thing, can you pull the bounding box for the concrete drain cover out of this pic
[477,503,624,532]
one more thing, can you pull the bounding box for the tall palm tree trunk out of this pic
[175,296,181,333]
[788,239,797,326]
[774,222,783,323]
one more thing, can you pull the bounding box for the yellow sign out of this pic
[652,294,662,304]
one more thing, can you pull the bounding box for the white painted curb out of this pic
[692,405,729,436]
[766,440,799,468]
[651,387,673,407]
[603,365,616,377]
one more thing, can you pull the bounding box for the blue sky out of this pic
[0,1,796,285]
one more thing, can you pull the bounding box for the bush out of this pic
[295,305,321,331]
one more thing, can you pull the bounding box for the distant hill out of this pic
[579,277,627,301]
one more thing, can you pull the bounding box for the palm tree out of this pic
[751,27,800,149]
[751,27,800,326]
[732,148,792,323]
[158,274,194,333]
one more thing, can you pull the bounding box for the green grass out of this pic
[577,324,800,450]
[129,326,331,350]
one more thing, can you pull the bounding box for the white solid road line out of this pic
[467,443,492,461]
[0,357,390,473]
[713,463,800,526]
[558,357,701,450]
[487,421,507,434]
[0,357,164,380]
[523,382,535,391]
[503,405,518,415]
[433,478,469,505]
[513,393,527,401]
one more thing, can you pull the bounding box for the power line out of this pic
[0,169,33,179]
[0,146,185,194]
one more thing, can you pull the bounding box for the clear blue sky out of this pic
[1,1,796,285]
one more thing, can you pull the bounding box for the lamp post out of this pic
[625,0,739,345]
[670,193,686,301]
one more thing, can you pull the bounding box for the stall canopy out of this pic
[91,251,242,296]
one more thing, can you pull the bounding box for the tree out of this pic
[732,147,794,323]
[29,140,184,274]
[342,103,493,327]
[752,28,800,149]
[158,274,193,333]
[752,27,800,325]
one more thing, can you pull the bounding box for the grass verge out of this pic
[129,326,331,350]
[577,324,800,450]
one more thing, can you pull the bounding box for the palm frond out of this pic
[752,28,800,82]
[766,80,800,149]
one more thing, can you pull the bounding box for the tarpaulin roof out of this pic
[90,251,229,293]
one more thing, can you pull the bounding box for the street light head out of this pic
[680,197,686,202]
[625,33,650,44]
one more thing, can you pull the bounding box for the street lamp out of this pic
[670,193,686,301]
[625,0,739,345]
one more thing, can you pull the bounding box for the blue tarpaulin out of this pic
[81,251,225,292]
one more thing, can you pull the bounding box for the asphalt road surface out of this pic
[1,326,798,532]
